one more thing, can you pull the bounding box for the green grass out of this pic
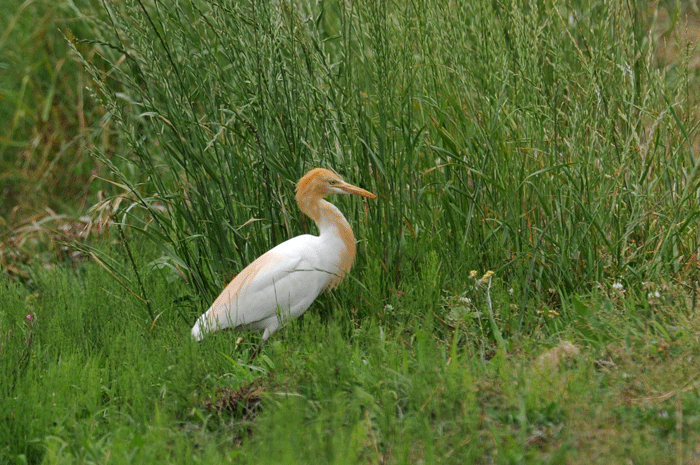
[2,0,700,463]
[0,0,102,215]
[69,0,700,304]
[2,254,700,464]
[0,0,127,274]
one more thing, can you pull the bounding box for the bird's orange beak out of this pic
[338,182,377,200]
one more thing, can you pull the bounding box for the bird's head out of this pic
[296,168,377,202]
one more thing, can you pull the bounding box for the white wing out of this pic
[191,234,340,341]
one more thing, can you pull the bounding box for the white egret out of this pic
[191,168,376,349]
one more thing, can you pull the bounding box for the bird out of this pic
[191,168,376,349]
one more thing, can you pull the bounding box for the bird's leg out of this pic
[248,339,266,362]
[247,325,274,362]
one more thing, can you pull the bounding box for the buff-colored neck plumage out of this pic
[295,169,357,288]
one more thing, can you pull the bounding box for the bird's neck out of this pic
[298,197,357,287]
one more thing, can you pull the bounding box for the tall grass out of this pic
[0,0,132,276]
[74,0,699,331]
[0,0,103,218]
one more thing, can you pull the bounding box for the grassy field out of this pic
[2,0,700,463]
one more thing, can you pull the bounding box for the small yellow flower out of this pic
[469,270,478,279]
[478,270,494,286]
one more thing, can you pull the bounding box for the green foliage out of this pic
[0,0,132,278]
[70,0,699,320]
[3,263,699,463]
[2,0,700,463]
[0,0,116,221]
[0,260,222,463]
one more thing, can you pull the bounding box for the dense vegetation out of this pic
[2,0,700,463]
